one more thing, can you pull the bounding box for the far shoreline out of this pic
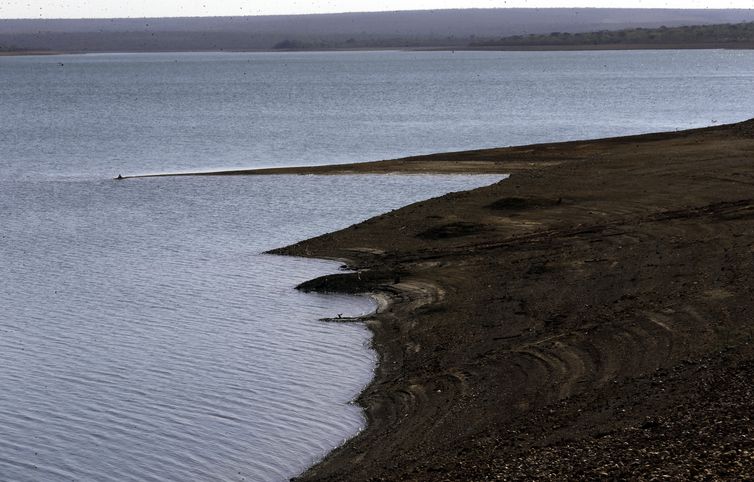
[3,42,754,58]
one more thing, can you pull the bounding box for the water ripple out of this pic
[0,173,500,480]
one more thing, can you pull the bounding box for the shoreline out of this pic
[268,119,754,479]
[121,126,715,180]
[3,43,753,58]
[0,50,65,56]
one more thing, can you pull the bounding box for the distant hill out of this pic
[2,9,754,53]
[470,21,754,49]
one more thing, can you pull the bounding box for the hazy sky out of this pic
[1,1,751,19]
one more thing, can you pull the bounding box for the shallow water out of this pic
[1,49,753,480]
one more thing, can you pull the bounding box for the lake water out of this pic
[1,49,753,481]
[2,50,753,178]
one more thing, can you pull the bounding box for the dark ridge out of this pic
[417,222,491,240]
[486,197,563,211]
[471,20,754,48]
[296,270,401,294]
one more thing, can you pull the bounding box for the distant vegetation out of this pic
[471,22,754,48]
[2,9,754,53]
[271,36,466,50]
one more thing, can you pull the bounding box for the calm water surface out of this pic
[1,50,753,481]
[0,173,502,481]
[2,50,753,178]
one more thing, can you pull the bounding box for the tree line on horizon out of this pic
[470,22,754,48]
[269,22,754,50]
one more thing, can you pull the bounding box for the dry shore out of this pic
[150,120,754,479]
[280,120,754,480]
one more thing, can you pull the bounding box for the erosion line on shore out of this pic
[268,118,754,480]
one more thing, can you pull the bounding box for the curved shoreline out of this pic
[266,119,754,480]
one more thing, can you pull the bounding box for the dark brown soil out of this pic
[154,120,754,480]
[265,119,754,480]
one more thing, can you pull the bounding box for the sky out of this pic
[1,0,751,19]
